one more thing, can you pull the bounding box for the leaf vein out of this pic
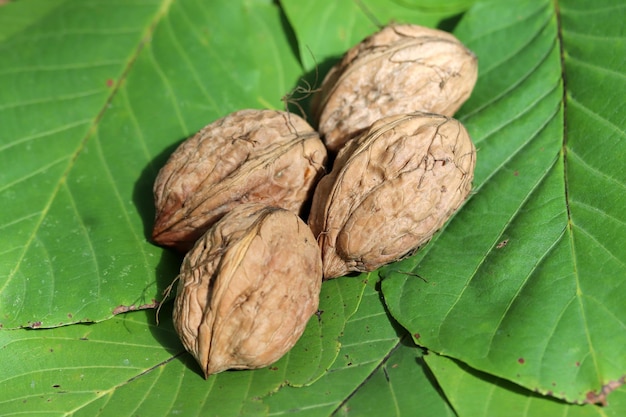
[568,96,626,138]
[437,148,560,341]
[483,227,567,360]
[0,119,91,153]
[0,61,123,75]
[464,26,558,120]
[573,223,626,271]
[0,90,103,112]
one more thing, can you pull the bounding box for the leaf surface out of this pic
[0,309,181,415]
[0,277,366,416]
[382,0,626,404]
[1,0,624,415]
[0,0,169,328]
[426,353,626,416]
[277,277,367,387]
[336,343,457,417]
[259,280,402,416]
[280,0,473,71]
[0,0,302,328]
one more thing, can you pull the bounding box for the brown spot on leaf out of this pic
[113,305,135,315]
[496,239,509,249]
[518,358,525,364]
[106,78,114,87]
[414,333,421,340]
[585,376,625,406]
[29,321,42,329]
[112,300,159,315]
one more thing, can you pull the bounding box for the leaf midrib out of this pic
[556,0,605,399]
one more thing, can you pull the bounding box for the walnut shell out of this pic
[308,112,476,279]
[312,24,478,152]
[152,109,328,252]
[173,203,322,377]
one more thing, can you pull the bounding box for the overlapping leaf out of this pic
[426,354,626,416]
[338,343,457,417]
[279,0,473,71]
[0,308,181,415]
[1,0,624,415]
[0,0,304,328]
[381,0,626,405]
[0,276,366,416]
[258,280,405,416]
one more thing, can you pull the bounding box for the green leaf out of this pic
[258,279,404,416]
[0,0,168,328]
[382,0,626,405]
[0,308,181,415]
[0,0,303,328]
[280,0,475,73]
[1,0,624,415]
[0,276,366,416]
[425,353,626,416]
[276,276,367,387]
[337,343,457,417]
[0,0,64,43]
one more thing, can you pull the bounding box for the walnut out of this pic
[152,109,328,252]
[308,112,476,279]
[312,24,478,152]
[173,203,322,377]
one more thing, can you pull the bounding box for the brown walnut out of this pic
[311,24,478,152]
[308,112,476,279]
[152,109,327,252]
[173,203,322,377]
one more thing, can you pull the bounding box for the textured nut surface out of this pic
[308,112,476,279]
[173,203,322,377]
[312,24,478,152]
[152,109,327,252]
